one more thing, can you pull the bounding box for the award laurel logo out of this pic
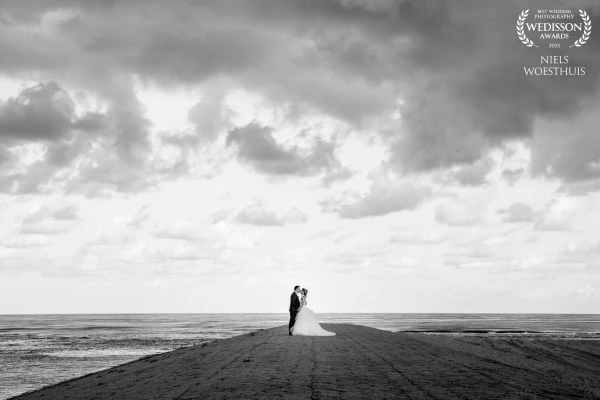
[518,8,592,76]
[571,10,592,47]
[517,10,538,47]
[517,9,592,49]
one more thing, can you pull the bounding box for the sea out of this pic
[1,313,600,399]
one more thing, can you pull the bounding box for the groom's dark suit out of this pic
[289,292,301,335]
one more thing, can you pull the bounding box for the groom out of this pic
[289,285,301,335]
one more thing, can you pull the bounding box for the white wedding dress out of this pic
[291,296,335,336]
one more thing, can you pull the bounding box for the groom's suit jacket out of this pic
[289,292,301,312]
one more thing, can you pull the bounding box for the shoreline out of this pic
[10,324,600,399]
[402,329,600,336]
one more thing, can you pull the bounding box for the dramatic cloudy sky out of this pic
[1,0,599,313]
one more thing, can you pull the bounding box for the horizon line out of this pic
[1,312,599,315]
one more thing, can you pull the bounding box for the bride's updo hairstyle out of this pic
[302,288,308,295]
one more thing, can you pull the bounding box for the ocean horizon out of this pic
[2,313,600,399]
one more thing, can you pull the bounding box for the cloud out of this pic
[435,203,482,227]
[320,166,354,187]
[443,244,500,270]
[325,179,432,219]
[0,0,403,125]
[187,79,235,143]
[555,240,600,264]
[322,241,423,275]
[323,246,382,267]
[145,242,212,262]
[501,168,525,185]
[435,157,494,187]
[85,229,133,248]
[0,0,598,197]
[563,240,600,255]
[533,198,577,232]
[575,282,598,297]
[236,205,283,226]
[446,252,552,273]
[1,235,50,249]
[210,208,235,224]
[22,203,79,223]
[0,146,11,164]
[2,161,57,194]
[584,258,600,272]
[444,258,496,270]
[0,82,112,194]
[123,205,152,229]
[49,204,79,220]
[452,158,494,186]
[235,203,308,226]
[18,223,73,235]
[103,84,151,166]
[500,254,550,272]
[557,179,600,196]
[284,207,310,224]
[444,238,600,275]
[498,203,536,223]
[0,80,161,196]
[0,82,105,155]
[153,221,211,242]
[17,204,78,235]
[226,122,338,176]
[389,230,444,245]
[0,82,75,142]
[380,1,600,189]
[530,102,600,185]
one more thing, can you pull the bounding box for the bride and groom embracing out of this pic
[288,285,335,336]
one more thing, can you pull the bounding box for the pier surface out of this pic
[12,324,600,399]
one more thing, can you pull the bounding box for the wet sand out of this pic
[11,324,600,399]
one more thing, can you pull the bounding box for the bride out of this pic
[291,289,335,336]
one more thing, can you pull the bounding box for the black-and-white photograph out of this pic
[1,0,599,398]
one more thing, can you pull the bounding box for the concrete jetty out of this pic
[11,324,600,399]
